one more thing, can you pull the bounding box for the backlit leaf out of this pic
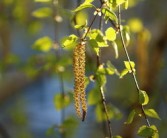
[35,0,51,2]
[61,34,78,49]
[144,109,161,120]
[120,69,128,78]
[102,8,118,23]
[139,90,149,105]
[124,61,135,71]
[32,7,52,18]
[124,109,136,124]
[105,27,116,41]
[32,36,53,52]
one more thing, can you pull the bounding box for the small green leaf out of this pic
[113,136,122,138]
[120,69,129,78]
[124,109,136,124]
[139,90,149,105]
[73,0,95,12]
[124,61,135,71]
[53,93,72,110]
[105,27,116,41]
[32,36,53,52]
[61,34,78,49]
[102,8,118,23]
[144,109,161,120]
[32,7,52,18]
[124,0,128,9]
[111,41,119,58]
[137,125,157,137]
[35,0,51,3]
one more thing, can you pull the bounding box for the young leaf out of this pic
[73,0,95,12]
[61,34,78,49]
[124,0,128,9]
[124,61,135,72]
[101,8,118,23]
[120,69,128,78]
[105,27,116,41]
[32,7,52,18]
[35,0,51,3]
[137,125,157,137]
[111,41,119,58]
[139,90,149,105]
[124,109,136,124]
[32,36,53,52]
[144,109,161,120]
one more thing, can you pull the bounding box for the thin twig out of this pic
[96,1,112,137]
[117,5,151,127]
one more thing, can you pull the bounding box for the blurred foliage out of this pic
[0,0,166,137]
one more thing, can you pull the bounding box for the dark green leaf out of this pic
[124,109,136,124]
[137,125,157,137]
[144,109,161,120]
[139,90,149,105]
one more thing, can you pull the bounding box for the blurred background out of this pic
[0,0,167,138]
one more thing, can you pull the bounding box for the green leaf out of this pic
[113,136,122,138]
[32,36,53,52]
[124,0,128,9]
[61,34,78,49]
[111,41,119,58]
[122,26,130,46]
[137,125,158,137]
[124,61,135,72]
[120,69,129,78]
[144,109,161,120]
[124,109,136,124]
[112,0,126,7]
[73,0,94,12]
[88,88,100,105]
[88,29,108,47]
[106,61,120,76]
[32,7,52,18]
[34,0,51,3]
[101,8,118,23]
[139,90,149,105]
[53,93,72,110]
[105,27,116,41]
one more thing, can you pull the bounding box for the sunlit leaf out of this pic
[124,109,136,124]
[124,61,135,71]
[122,26,130,46]
[112,0,126,8]
[32,7,52,18]
[32,36,53,52]
[137,125,158,137]
[102,8,118,23]
[34,0,51,2]
[74,11,87,29]
[106,61,120,76]
[139,90,149,105]
[144,109,161,120]
[124,0,128,9]
[120,69,128,78]
[73,0,95,12]
[53,93,72,110]
[111,41,119,58]
[105,27,116,41]
[61,34,78,50]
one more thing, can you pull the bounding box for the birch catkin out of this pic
[73,43,87,121]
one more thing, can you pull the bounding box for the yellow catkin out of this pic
[73,43,87,121]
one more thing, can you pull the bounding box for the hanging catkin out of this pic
[73,43,87,121]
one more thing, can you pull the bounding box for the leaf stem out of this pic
[117,5,151,127]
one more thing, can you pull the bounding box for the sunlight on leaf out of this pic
[128,18,143,33]
[139,90,149,105]
[144,109,161,120]
[105,27,116,41]
[32,36,53,52]
[102,8,118,24]
[34,0,51,2]
[137,125,158,137]
[124,109,136,124]
[32,7,52,18]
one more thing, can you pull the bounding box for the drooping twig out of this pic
[117,5,151,127]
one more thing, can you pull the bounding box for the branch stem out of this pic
[118,5,151,127]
